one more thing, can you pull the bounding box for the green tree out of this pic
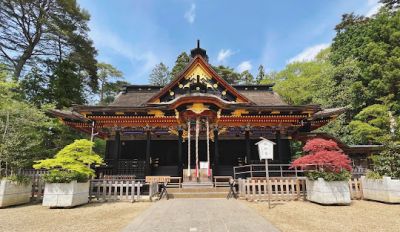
[47,60,86,108]
[349,104,399,144]
[0,0,98,84]
[33,139,103,181]
[0,68,54,174]
[97,62,123,105]
[264,48,333,106]
[331,6,400,113]
[213,65,240,84]
[171,52,190,78]
[256,65,266,83]
[149,62,171,86]
[103,80,131,104]
[240,70,255,84]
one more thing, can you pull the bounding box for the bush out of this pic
[2,174,31,185]
[291,138,352,181]
[366,170,382,179]
[369,139,400,179]
[33,139,103,183]
[42,170,88,183]
[306,170,351,181]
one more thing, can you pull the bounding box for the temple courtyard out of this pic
[1,199,399,232]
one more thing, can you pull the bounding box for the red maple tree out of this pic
[291,138,352,173]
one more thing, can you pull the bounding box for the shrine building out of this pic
[51,42,351,180]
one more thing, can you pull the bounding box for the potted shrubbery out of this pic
[291,138,352,205]
[33,139,103,208]
[0,174,31,208]
[361,139,400,203]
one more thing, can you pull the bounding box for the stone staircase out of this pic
[167,187,230,198]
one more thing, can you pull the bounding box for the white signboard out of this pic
[256,138,275,160]
[200,161,209,169]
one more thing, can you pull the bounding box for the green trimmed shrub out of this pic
[33,139,103,183]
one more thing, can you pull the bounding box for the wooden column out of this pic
[275,131,283,161]
[113,131,121,174]
[245,130,251,164]
[213,127,219,176]
[145,130,151,176]
[178,128,183,177]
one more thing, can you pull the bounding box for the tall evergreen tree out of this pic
[103,80,131,104]
[213,65,241,84]
[256,65,266,83]
[149,63,171,86]
[171,52,190,78]
[240,70,255,84]
[97,63,123,105]
[0,0,98,87]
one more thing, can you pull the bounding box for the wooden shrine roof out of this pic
[108,84,288,107]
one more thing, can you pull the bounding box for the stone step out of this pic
[168,192,228,199]
[166,187,230,198]
[168,187,230,193]
[181,182,214,189]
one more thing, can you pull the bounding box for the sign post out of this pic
[255,137,275,209]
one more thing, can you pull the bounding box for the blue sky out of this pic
[78,0,383,84]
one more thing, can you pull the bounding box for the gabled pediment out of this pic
[146,55,253,105]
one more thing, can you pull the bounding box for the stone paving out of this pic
[122,199,279,232]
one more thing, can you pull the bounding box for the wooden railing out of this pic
[238,177,306,201]
[233,164,304,179]
[19,169,47,202]
[89,179,144,202]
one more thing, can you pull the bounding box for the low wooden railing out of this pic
[238,177,307,201]
[233,164,304,179]
[89,179,158,202]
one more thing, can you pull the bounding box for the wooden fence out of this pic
[89,179,159,202]
[349,178,363,200]
[238,177,306,201]
[239,177,364,202]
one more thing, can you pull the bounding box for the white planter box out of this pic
[361,176,400,203]
[0,179,31,208]
[42,181,89,208]
[306,178,351,205]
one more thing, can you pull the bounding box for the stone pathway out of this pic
[122,199,279,232]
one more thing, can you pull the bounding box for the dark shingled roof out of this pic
[109,85,161,107]
[110,84,288,107]
[237,90,287,105]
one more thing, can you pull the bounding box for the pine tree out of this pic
[171,52,190,78]
[240,70,255,84]
[256,65,266,83]
[149,63,171,86]
[97,63,123,104]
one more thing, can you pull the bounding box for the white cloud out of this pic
[89,23,159,79]
[288,43,330,63]
[365,0,383,17]
[184,3,196,24]
[236,61,252,73]
[217,49,234,63]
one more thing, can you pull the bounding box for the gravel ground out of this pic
[247,200,400,232]
[0,202,151,232]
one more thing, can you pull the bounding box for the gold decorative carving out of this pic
[187,103,209,114]
[148,110,165,117]
[185,64,212,81]
[231,109,249,117]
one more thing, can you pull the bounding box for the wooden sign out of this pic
[255,138,275,160]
